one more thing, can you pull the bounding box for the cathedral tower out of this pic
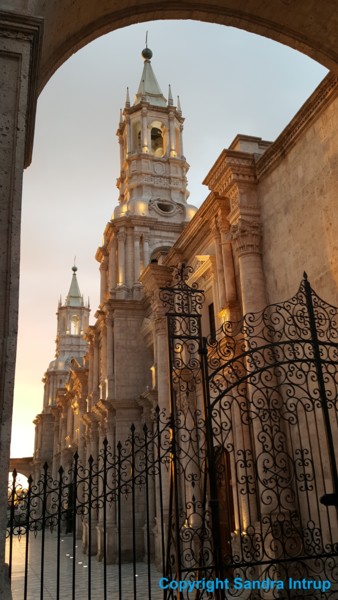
[96,46,197,303]
[42,266,90,412]
[115,46,195,223]
[33,266,89,475]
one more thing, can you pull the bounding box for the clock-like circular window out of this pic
[157,201,174,213]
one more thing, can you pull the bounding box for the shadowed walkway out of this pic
[6,532,163,599]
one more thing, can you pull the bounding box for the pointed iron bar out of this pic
[156,408,166,579]
[144,424,152,600]
[88,455,93,600]
[200,336,226,600]
[131,424,137,600]
[40,463,48,600]
[56,467,63,600]
[117,441,122,600]
[103,439,108,600]
[24,475,32,600]
[167,315,183,584]
[164,449,174,600]
[72,453,78,600]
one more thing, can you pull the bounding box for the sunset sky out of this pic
[11,20,327,458]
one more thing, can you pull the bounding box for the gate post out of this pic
[199,337,226,599]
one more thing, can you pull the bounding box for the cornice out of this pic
[202,150,256,193]
[256,72,338,180]
[139,263,172,294]
[124,102,184,123]
[105,297,147,315]
[187,256,217,287]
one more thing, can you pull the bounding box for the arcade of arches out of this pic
[1,1,338,597]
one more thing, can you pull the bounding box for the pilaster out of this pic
[0,13,43,595]
[204,150,267,315]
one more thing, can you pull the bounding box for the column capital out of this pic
[231,218,262,257]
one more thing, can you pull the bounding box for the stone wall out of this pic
[258,76,338,306]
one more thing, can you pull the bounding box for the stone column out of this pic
[99,321,107,400]
[92,335,100,405]
[169,112,176,156]
[219,221,238,307]
[52,415,60,481]
[99,256,108,305]
[106,315,114,400]
[143,235,150,268]
[179,124,184,157]
[108,236,117,292]
[87,335,94,410]
[226,180,267,314]
[134,232,141,282]
[231,217,267,313]
[212,223,226,310]
[125,114,131,155]
[42,377,48,409]
[126,228,134,288]
[117,230,126,286]
[141,106,148,152]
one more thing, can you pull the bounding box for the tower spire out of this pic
[134,45,167,107]
[66,263,83,307]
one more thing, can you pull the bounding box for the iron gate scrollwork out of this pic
[7,266,338,599]
[161,266,338,599]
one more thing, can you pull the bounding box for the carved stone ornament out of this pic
[231,219,262,257]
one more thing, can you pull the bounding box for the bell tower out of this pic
[115,46,196,223]
[56,265,90,358]
[97,46,197,302]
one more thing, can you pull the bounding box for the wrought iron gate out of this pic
[161,266,338,599]
[7,267,338,599]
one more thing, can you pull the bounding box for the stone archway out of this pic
[9,458,33,481]
[1,2,338,597]
[28,1,338,90]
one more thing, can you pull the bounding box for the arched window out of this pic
[70,315,80,335]
[150,121,165,157]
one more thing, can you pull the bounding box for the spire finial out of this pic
[142,32,153,61]
[72,257,77,273]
